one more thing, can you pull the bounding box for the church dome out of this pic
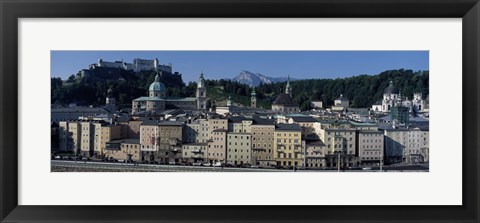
[149,82,166,92]
[149,73,166,92]
[384,80,399,94]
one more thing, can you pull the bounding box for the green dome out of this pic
[149,73,166,92]
[149,81,166,92]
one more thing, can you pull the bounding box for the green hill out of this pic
[52,69,428,111]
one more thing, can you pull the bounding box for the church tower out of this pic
[196,73,207,110]
[285,75,292,96]
[105,87,116,112]
[251,87,257,108]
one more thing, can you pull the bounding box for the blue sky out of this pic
[51,51,429,83]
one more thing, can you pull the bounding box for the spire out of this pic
[107,86,113,96]
[198,72,205,88]
[154,72,160,82]
[251,87,256,96]
[285,75,292,95]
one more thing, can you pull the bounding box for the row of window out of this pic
[276,133,299,137]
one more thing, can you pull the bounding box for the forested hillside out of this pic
[52,69,428,111]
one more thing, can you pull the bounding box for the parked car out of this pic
[193,162,202,166]
[168,161,176,165]
[203,163,211,167]
[213,162,222,167]
[54,156,61,159]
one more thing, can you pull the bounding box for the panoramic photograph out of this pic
[50,51,429,172]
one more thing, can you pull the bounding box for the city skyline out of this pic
[51,51,429,83]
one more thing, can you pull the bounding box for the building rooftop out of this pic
[228,116,248,123]
[349,121,378,127]
[275,123,302,131]
[116,116,132,123]
[141,120,159,126]
[166,97,197,102]
[158,121,184,126]
[133,96,165,101]
[108,138,140,144]
[305,140,326,146]
[272,93,297,106]
[358,130,383,134]
[252,116,275,125]
[289,116,318,123]
[183,142,208,146]
[52,107,110,113]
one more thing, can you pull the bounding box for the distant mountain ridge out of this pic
[232,70,296,86]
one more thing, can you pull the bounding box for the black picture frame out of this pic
[1,0,479,222]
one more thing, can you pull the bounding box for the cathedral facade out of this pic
[131,72,207,114]
[371,81,428,113]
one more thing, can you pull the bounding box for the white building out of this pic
[310,101,323,109]
[381,124,429,164]
[331,94,349,111]
[372,81,428,113]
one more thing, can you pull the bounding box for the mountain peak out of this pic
[233,70,294,86]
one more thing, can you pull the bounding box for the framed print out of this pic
[1,0,479,222]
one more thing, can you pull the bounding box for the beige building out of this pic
[104,139,141,162]
[382,125,429,164]
[251,118,276,167]
[318,125,357,168]
[357,130,384,165]
[184,119,208,143]
[273,123,303,168]
[226,132,252,165]
[228,116,253,133]
[157,121,184,163]
[305,140,327,168]
[139,120,160,162]
[99,124,122,156]
[58,121,81,153]
[182,143,208,164]
[207,129,227,164]
[208,118,228,136]
[271,77,299,113]
[79,121,108,157]
[116,116,143,139]
[286,116,319,140]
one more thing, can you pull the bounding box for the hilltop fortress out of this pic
[80,58,181,83]
[90,58,172,73]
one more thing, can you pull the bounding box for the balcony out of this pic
[252,147,267,151]
[191,154,204,159]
